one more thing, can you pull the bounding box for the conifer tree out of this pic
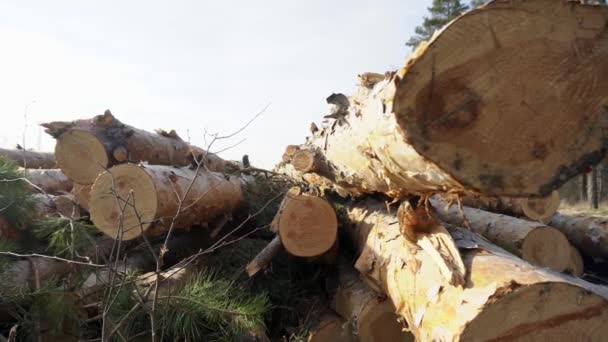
[407,0,469,48]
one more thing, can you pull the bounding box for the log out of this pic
[89,163,243,240]
[343,199,608,341]
[430,198,572,272]
[41,110,226,185]
[549,213,608,261]
[281,145,300,163]
[0,147,55,169]
[24,169,73,194]
[33,193,80,219]
[457,190,560,222]
[271,187,337,257]
[245,236,283,277]
[333,259,412,342]
[307,312,354,342]
[566,244,584,277]
[286,0,608,197]
[72,183,92,212]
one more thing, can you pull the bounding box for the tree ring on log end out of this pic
[90,164,158,240]
[520,190,560,222]
[521,227,570,272]
[360,301,411,342]
[392,0,608,196]
[461,283,608,341]
[55,129,109,184]
[278,193,337,257]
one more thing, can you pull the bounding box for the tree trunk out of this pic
[89,164,243,240]
[270,187,337,257]
[72,183,92,212]
[41,110,227,185]
[0,147,55,169]
[589,167,600,209]
[582,174,589,201]
[455,190,560,222]
[342,199,608,342]
[549,213,608,261]
[284,0,608,198]
[430,198,572,272]
[332,258,413,342]
[25,169,73,194]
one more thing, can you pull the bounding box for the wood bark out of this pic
[430,198,572,272]
[332,258,413,342]
[284,0,608,198]
[24,169,73,194]
[41,110,226,185]
[271,187,338,257]
[549,213,608,261]
[89,163,243,240]
[0,147,55,169]
[455,190,560,222]
[343,198,608,341]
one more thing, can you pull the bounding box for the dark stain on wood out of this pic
[532,142,548,160]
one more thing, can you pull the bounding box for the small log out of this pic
[271,187,337,257]
[41,110,226,185]
[549,213,608,261]
[343,198,608,341]
[245,236,283,277]
[291,150,323,173]
[287,0,608,197]
[431,198,571,272]
[24,169,73,194]
[281,145,300,163]
[333,259,412,342]
[566,244,584,277]
[89,164,243,240]
[457,190,560,222]
[72,183,92,212]
[0,147,55,169]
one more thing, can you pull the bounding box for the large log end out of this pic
[391,0,608,196]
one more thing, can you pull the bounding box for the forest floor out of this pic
[559,201,608,216]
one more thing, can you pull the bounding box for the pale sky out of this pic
[0,1,430,168]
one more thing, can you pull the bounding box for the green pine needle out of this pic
[0,156,37,229]
[158,270,269,341]
[32,217,100,258]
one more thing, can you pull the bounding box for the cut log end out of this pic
[461,282,608,341]
[567,245,584,277]
[55,129,109,184]
[291,150,320,173]
[277,192,337,257]
[358,301,411,342]
[520,190,561,222]
[521,226,571,272]
[307,313,353,342]
[391,0,608,196]
[90,164,158,240]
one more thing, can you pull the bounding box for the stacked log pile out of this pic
[2,0,608,341]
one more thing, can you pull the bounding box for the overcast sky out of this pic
[0,1,430,168]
